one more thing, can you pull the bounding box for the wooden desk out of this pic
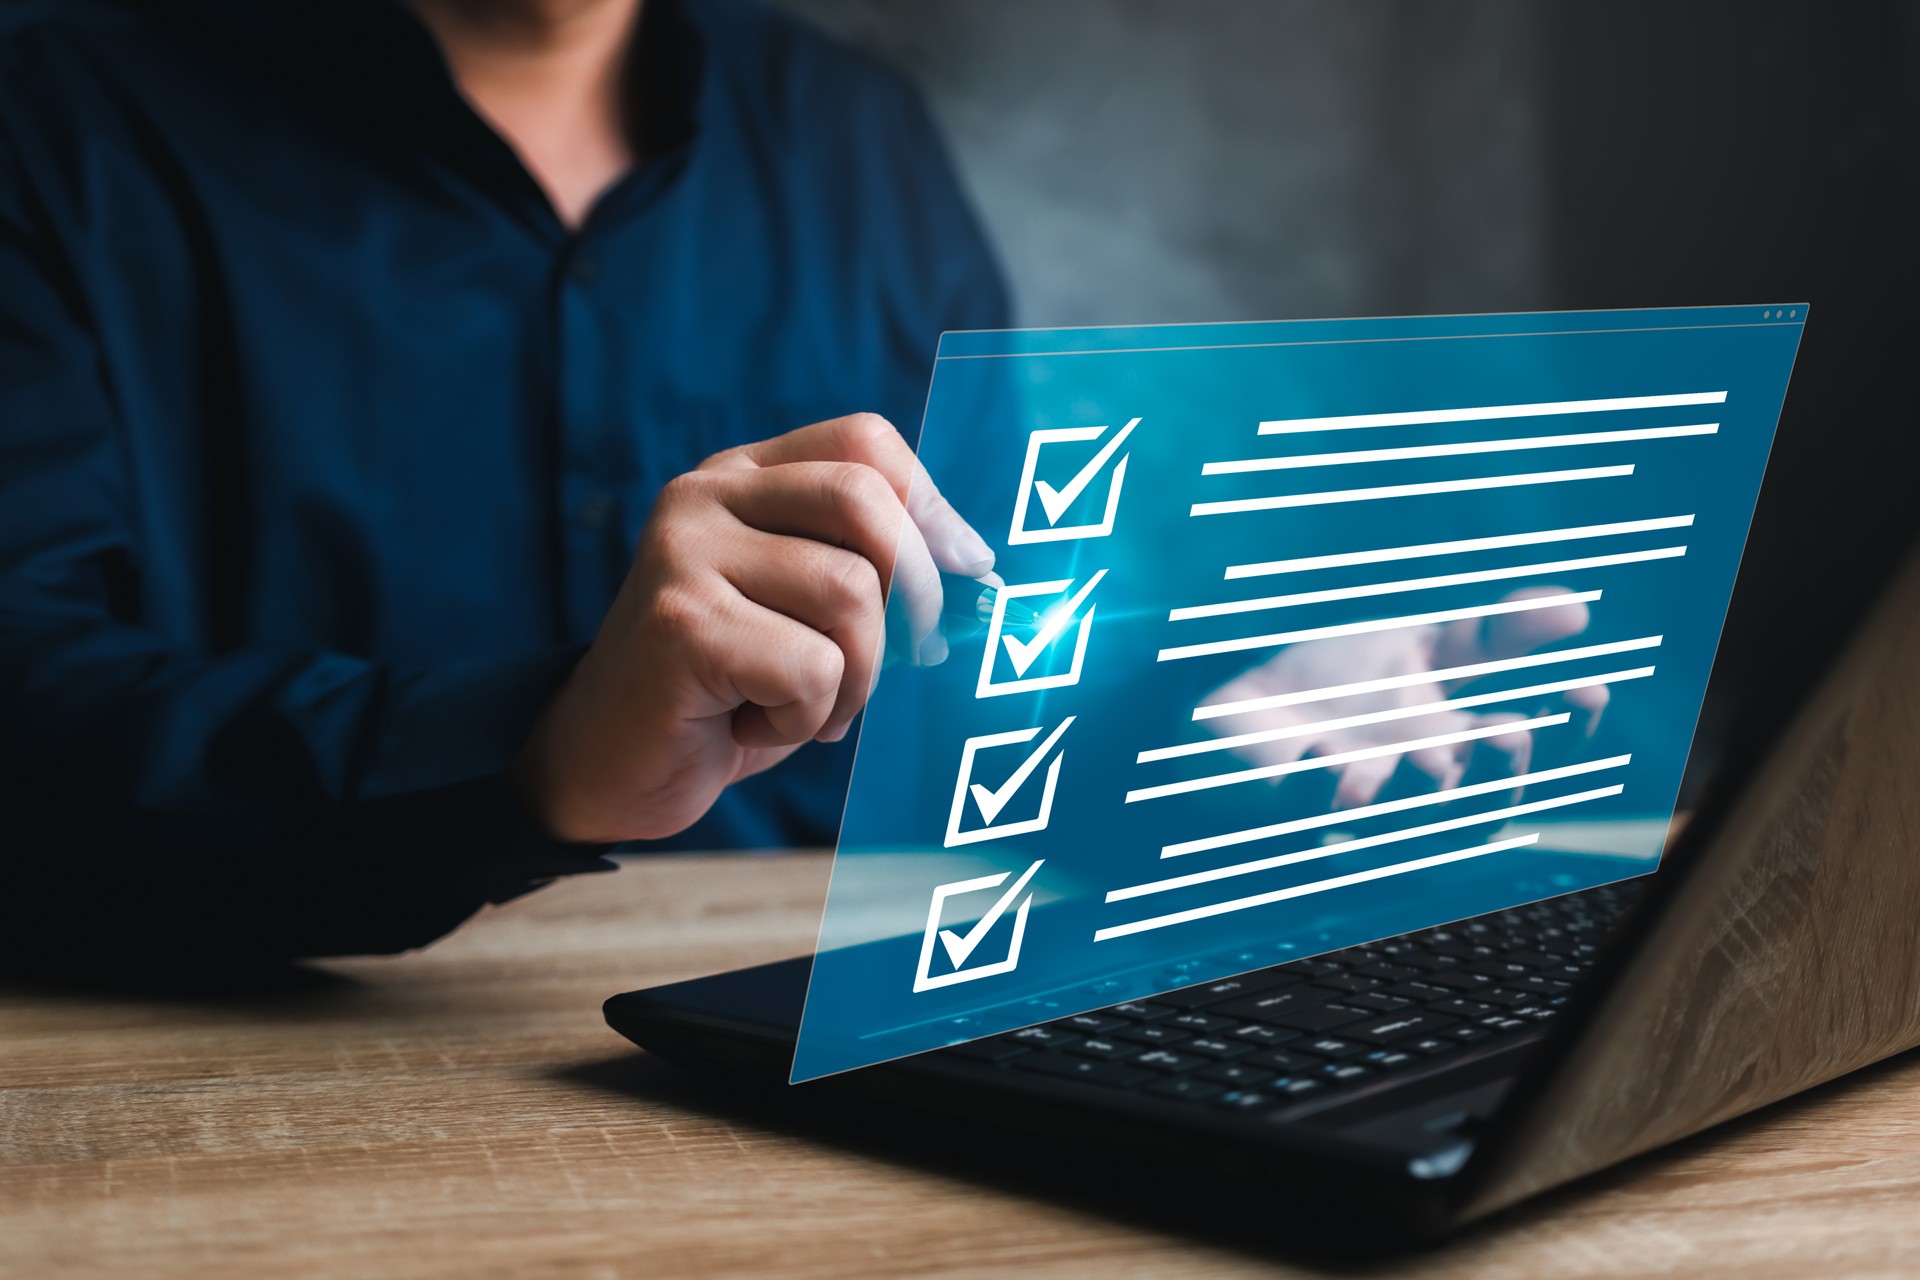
[5,851,1919,1279]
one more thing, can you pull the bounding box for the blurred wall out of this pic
[774,0,1551,326]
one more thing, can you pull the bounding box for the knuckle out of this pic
[647,481,733,566]
[822,461,896,521]
[696,443,750,472]
[655,470,718,520]
[648,579,711,639]
[646,509,701,565]
[818,550,881,612]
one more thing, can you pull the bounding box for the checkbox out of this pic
[1008,417,1138,544]
[913,858,1047,992]
[943,717,1076,848]
[975,570,1106,699]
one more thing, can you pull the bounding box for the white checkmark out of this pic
[1033,417,1138,524]
[937,858,1046,968]
[967,715,1076,824]
[1001,570,1107,678]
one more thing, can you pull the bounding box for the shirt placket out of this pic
[551,239,626,643]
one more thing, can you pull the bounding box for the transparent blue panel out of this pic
[793,304,1805,1082]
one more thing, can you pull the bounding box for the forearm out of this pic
[1,619,612,960]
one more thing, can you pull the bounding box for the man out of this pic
[1,0,1597,966]
[0,0,1005,959]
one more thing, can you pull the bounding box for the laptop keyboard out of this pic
[934,883,1637,1118]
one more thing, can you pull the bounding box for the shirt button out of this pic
[576,490,617,532]
[566,254,598,285]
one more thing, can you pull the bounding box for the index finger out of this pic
[724,413,994,576]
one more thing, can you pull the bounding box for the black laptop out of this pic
[605,536,1920,1242]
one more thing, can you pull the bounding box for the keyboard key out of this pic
[1166,1011,1236,1034]
[1056,1013,1124,1035]
[1426,997,1495,1019]
[1274,1077,1329,1100]
[1014,1054,1153,1088]
[1467,954,1534,974]
[1129,1048,1206,1073]
[1212,1089,1281,1113]
[1229,1023,1299,1047]
[1145,1076,1226,1103]
[1478,1015,1530,1033]
[1376,948,1453,971]
[1406,1036,1457,1056]
[1295,1036,1365,1061]
[1066,1037,1134,1060]
[1212,987,1332,1023]
[1430,971,1499,991]
[1199,1062,1276,1087]
[1365,1049,1418,1071]
[1245,1049,1311,1072]
[1351,962,1421,981]
[1267,1002,1371,1033]
[1154,975,1294,1008]
[1181,1037,1254,1060]
[1114,1023,1193,1047]
[1348,992,1417,1013]
[1450,1026,1493,1045]
[1511,975,1574,996]
[1384,980,1452,1001]
[1317,1062,1376,1085]
[1312,974,1382,995]
[1006,1026,1080,1049]
[940,1039,1029,1064]
[1472,989,1534,1008]
[1348,1011,1459,1045]
[1105,1001,1174,1021]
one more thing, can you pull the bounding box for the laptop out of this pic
[604,529,1920,1242]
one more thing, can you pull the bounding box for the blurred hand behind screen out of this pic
[1202,587,1608,809]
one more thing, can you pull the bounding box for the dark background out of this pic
[777,0,1920,788]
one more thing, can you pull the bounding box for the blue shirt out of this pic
[0,0,1007,957]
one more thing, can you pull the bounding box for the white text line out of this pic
[1157,591,1600,663]
[1111,786,1622,900]
[1161,755,1633,857]
[1193,637,1662,720]
[1093,835,1542,940]
[1257,391,1728,435]
[1141,667,1652,763]
[1190,466,1633,517]
[1172,547,1683,621]
[1205,423,1717,474]
[1123,714,1570,804]
[1225,516,1695,579]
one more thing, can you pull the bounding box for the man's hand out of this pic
[510,413,992,843]
[1202,587,1608,809]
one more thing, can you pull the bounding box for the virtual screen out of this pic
[792,304,1805,1082]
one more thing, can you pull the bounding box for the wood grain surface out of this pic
[4,851,1919,1280]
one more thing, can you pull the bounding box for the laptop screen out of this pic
[792,304,1805,1082]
